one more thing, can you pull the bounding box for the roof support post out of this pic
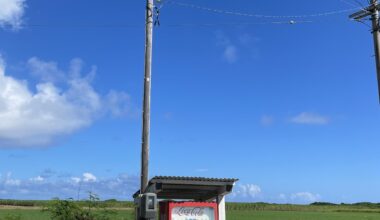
[217,195,226,220]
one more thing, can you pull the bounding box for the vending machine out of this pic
[159,201,218,220]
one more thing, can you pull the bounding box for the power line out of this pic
[340,0,372,28]
[340,0,371,16]
[164,20,313,26]
[20,24,143,28]
[341,0,364,8]
[166,0,361,19]
[18,20,312,29]
[14,1,359,29]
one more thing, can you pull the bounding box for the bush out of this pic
[43,192,115,220]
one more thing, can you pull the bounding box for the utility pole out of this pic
[141,0,154,194]
[350,0,380,103]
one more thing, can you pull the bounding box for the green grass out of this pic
[0,209,134,220]
[227,210,380,220]
[1,209,380,220]
[1,201,380,220]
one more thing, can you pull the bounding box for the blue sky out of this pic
[0,0,380,204]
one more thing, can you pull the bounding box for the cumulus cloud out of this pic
[71,177,81,184]
[2,172,21,186]
[290,112,330,125]
[0,0,26,29]
[0,56,133,148]
[82,173,97,182]
[231,184,262,200]
[29,176,44,182]
[105,90,135,118]
[0,172,139,200]
[290,192,321,204]
[27,57,65,83]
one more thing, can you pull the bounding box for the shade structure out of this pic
[133,176,238,201]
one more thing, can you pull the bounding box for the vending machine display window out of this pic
[160,201,218,220]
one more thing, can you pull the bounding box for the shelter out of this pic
[133,176,238,220]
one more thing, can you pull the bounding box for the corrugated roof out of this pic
[151,176,238,183]
[133,176,238,200]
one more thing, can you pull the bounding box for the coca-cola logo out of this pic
[174,207,205,216]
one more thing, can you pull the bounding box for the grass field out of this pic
[1,200,380,220]
[227,210,380,220]
[1,209,380,220]
[0,209,134,220]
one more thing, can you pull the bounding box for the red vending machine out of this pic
[160,201,218,220]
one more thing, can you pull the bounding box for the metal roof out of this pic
[133,176,238,201]
[151,176,238,183]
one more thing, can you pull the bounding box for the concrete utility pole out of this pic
[350,0,380,103]
[141,0,154,194]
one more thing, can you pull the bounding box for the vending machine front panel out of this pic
[162,201,218,220]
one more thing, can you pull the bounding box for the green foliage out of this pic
[43,192,116,220]
[0,200,38,207]
[225,202,380,213]
[226,210,380,220]
[43,198,82,220]
[311,202,338,206]
[0,199,134,209]
[0,214,21,220]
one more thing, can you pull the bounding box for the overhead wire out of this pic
[340,0,371,14]
[162,20,313,27]
[165,0,361,19]
[19,20,313,29]
[16,1,360,29]
[340,0,372,28]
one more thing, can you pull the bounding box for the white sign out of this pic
[171,206,215,220]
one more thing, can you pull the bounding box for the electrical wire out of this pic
[165,0,361,19]
[163,20,313,27]
[19,20,312,29]
[340,0,371,14]
[20,24,142,28]
[340,0,372,28]
[15,1,359,29]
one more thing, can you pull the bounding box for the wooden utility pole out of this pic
[370,0,380,103]
[141,0,154,194]
[350,0,380,102]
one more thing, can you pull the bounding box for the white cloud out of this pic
[260,115,274,126]
[82,173,97,182]
[290,192,321,204]
[27,57,65,83]
[216,32,239,64]
[0,172,139,200]
[29,176,44,182]
[105,90,135,117]
[232,184,261,199]
[290,112,329,125]
[223,45,238,63]
[0,56,133,147]
[0,0,26,29]
[2,172,21,186]
[71,177,81,184]
[278,193,287,201]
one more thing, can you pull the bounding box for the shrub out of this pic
[43,192,115,220]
